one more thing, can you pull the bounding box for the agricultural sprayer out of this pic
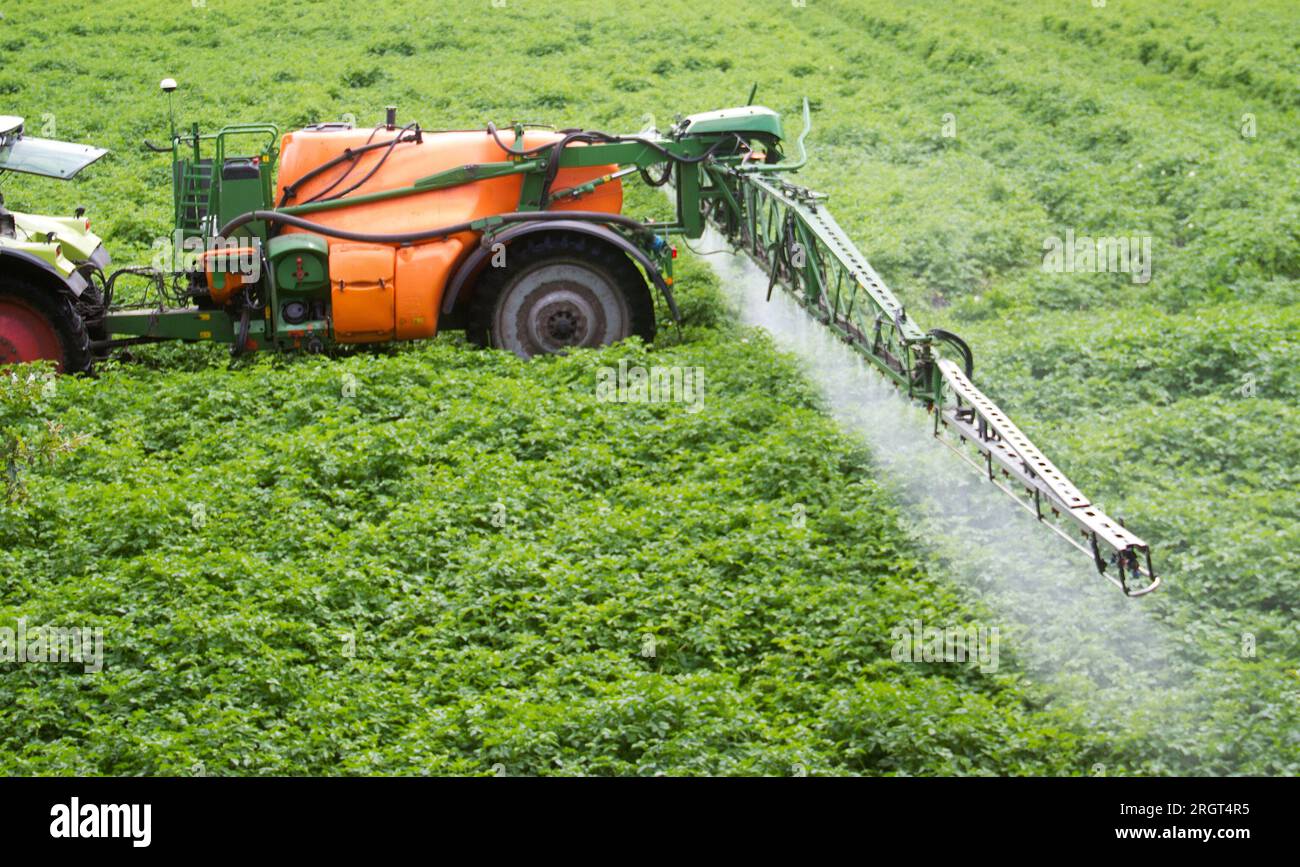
[0,81,1157,595]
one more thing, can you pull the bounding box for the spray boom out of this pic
[688,106,1158,595]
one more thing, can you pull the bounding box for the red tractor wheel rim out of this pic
[0,297,63,370]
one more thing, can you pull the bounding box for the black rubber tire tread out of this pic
[0,277,93,374]
[468,232,656,352]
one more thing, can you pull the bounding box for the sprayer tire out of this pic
[0,277,93,374]
[471,233,655,359]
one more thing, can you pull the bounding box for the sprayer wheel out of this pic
[472,233,655,359]
[0,278,93,373]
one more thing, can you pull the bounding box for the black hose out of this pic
[296,148,364,205]
[231,306,251,357]
[304,123,420,205]
[485,123,740,167]
[929,327,974,377]
[218,209,653,246]
[104,266,163,309]
[277,130,422,207]
[640,163,673,187]
[533,130,735,203]
[485,122,568,158]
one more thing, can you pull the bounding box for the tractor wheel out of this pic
[472,233,655,359]
[0,278,93,373]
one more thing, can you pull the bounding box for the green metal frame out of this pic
[172,122,280,243]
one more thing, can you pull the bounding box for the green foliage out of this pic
[0,322,1107,776]
[0,366,85,502]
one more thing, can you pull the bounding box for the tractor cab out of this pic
[0,116,109,279]
[0,115,109,261]
[0,116,108,180]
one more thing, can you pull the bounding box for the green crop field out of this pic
[0,0,1296,775]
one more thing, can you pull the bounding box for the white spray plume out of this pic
[695,227,1183,716]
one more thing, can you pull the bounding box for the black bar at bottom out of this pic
[0,776,1287,854]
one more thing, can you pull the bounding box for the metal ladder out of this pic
[175,159,215,238]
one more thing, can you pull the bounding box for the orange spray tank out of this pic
[274,126,623,343]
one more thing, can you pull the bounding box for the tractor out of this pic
[0,81,1159,595]
[0,114,109,371]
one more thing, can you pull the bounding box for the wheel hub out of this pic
[538,297,589,344]
[0,298,63,369]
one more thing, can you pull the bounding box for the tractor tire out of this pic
[471,233,655,359]
[0,277,93,374]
